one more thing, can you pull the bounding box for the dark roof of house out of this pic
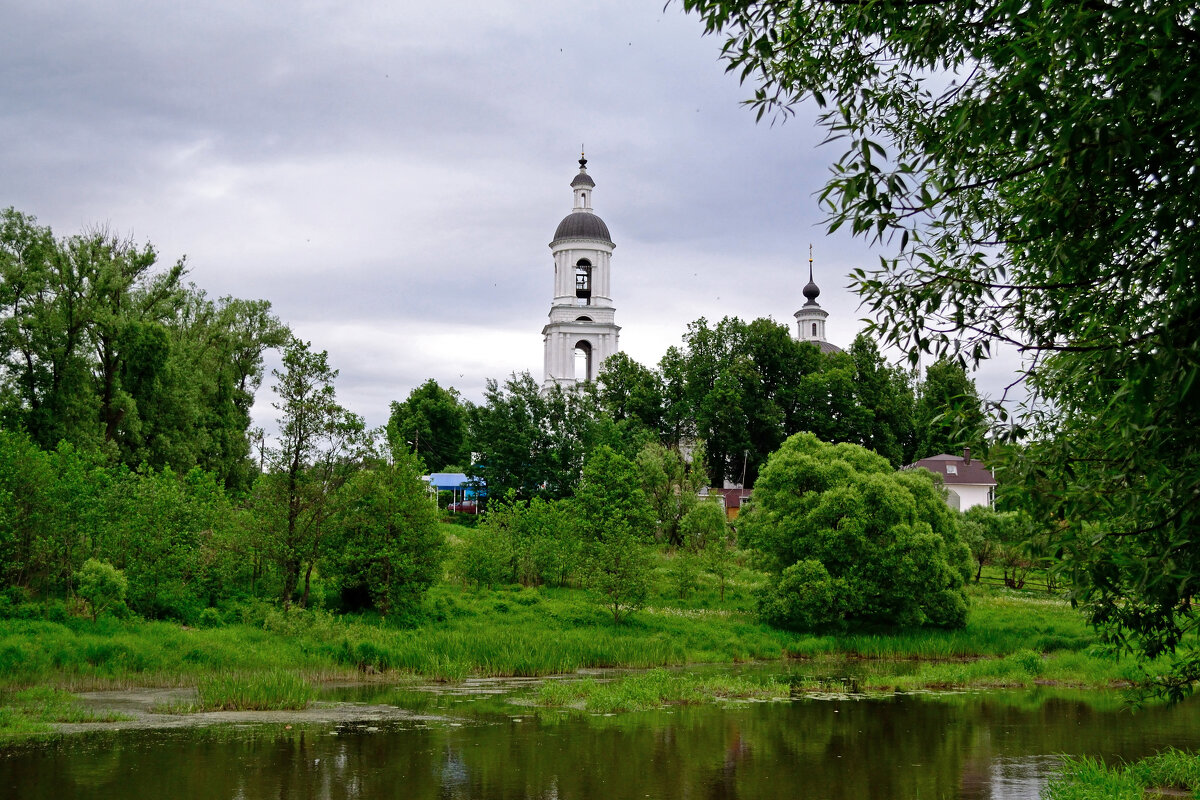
[904,454,997,486]
[553,211,612,244]
[708,488,753,509]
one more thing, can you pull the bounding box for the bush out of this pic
[757,560,842,630]
[325,450,446,617]
[197,607,225,628]
[453,525,514,588]
[741,433,972,631]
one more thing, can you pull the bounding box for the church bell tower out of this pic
[542,154,620,389]
[795,246,842,354]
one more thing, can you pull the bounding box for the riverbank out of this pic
[1042,750,1200,799]
[0,577,1145,742]
[0,581,1112,689]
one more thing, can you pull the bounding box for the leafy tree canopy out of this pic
[914,358,987,461]
[468,372,601,500]
[741,433,971,630]
[680,0,1200,695]
[575,445,655,623]
[327,446,444,618]
[0,208,287,491]
[386,379,470,473]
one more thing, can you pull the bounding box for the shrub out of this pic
[79,559,131,625]
[741,433,972,631]
[757,559,842,630]
[197,607,224,628]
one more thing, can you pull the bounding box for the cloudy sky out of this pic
[1,0,1021,432]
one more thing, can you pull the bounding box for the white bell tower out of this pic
[795,245,835,351]
[542,154,620,389]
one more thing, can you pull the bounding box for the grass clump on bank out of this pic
[194,670,316,711]
[0,687,130,739]
[1042,749,1200,799]
[534,668,789,713]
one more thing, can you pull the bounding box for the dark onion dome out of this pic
[571,171,595,188]
[553,211,612,244]
[803,279,821,304]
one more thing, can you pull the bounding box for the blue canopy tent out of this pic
[422,473,485,506]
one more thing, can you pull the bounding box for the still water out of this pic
[3,679,1200,799]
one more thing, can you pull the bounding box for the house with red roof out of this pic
[903,447,997,511]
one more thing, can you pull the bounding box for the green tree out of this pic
[327,446,444,617]
[913,359,986,462]
[575,445,655,623]
[386,379,470,473]
[596,352,664,434]
[679,0,1200,693]
[75,559,128,622]
[742,433,971,630]
[265,337,366,607]
[681,498,734,600]
[636,441,706,547]
[453,524,514,590]
[158,290,288,492]
[848,333,916,466]
[0,429,53,591]
[458,491,579,588]
[667,316,823,487]
[0,210,285,488]
[469,372,599,499]
[103,465,234,621]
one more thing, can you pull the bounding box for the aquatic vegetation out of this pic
[0,686,131,739]
[533,668,789,713]
[194,670,317,711]
[1042,749,1200,799]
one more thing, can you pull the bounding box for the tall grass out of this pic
[195,670,316,711]
[534,668,789,713]
[1043,749,1200,799]
[0,565,1112,691]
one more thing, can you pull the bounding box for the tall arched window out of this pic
[575,259,592,303]
[812,322,818,337]
[574,340,594,383]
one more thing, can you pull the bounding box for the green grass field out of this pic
[0,554,1118,695]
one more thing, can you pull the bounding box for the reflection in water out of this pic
[2,690,1199,799]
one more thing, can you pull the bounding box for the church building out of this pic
[794,246,842,354]
[540,158,841,389]
[542,155,620,390]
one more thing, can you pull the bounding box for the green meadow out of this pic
[0,554,1122,699]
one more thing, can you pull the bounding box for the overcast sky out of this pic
[1,0,1022,433]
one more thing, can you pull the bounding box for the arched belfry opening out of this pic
[574,340,594,383]
[575,259,592,304]
[542,153,621,390]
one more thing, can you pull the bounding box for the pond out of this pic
[3,672,1200,799]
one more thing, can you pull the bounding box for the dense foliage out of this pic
[576,446,656,623]
[327,447,445,618]
[386,379,470,473]
[680,0,1200,694]
[599,317,981,488]
[0,209,991,645]
[742,433,972,630]
[0,208,287,493]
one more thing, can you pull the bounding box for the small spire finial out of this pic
[579,145,587,171]
[808,244,814,282]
